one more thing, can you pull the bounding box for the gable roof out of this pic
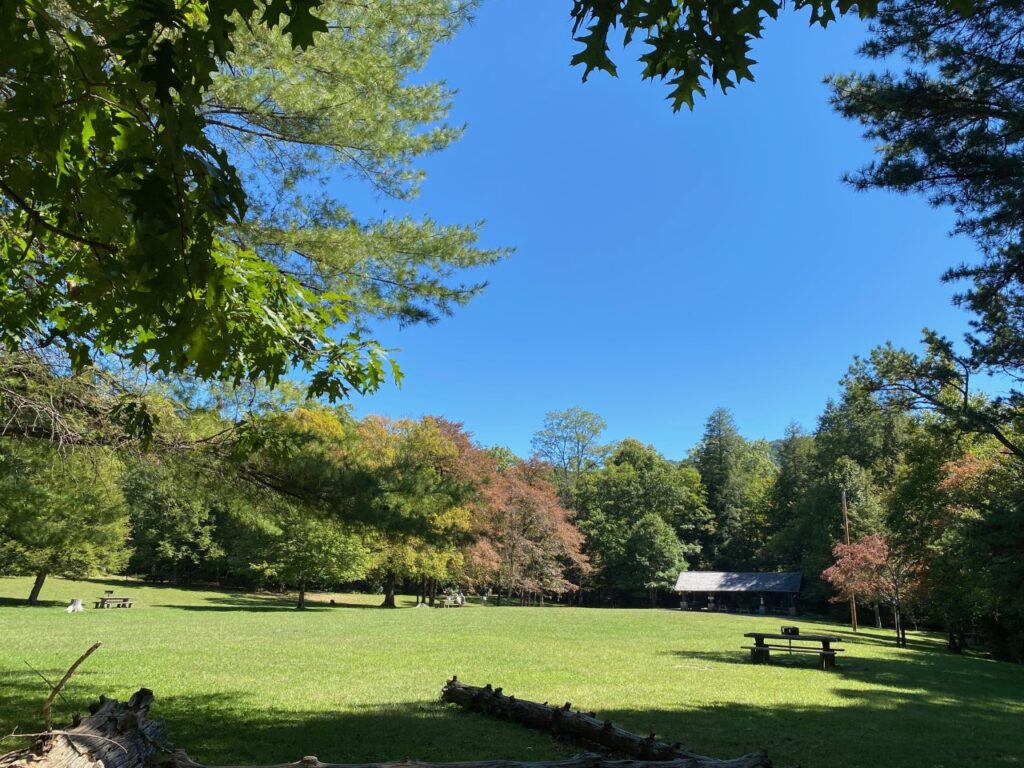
[673,571,802,593]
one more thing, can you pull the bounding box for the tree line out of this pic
[0,381,586,611]
[3,355,1022,663]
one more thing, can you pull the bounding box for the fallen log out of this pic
[439,679,769,768]
[0,688,167,768]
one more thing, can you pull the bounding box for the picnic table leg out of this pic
[819,640,836,670]
[751,638,770,664]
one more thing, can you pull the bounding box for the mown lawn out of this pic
[1,578,1021,768]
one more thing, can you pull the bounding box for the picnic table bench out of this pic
[743,631,843,670]
[94,596,134,609]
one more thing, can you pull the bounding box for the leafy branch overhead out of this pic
[568,0,975,110]
[0,1,503,414]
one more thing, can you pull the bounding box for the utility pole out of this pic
[841,489,859,632]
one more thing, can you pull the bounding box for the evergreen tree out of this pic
[691,409,775,569]
[0,1,503,416]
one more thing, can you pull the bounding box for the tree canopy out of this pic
[834,1,1024,463]
[0,0,501,423]
[568,0,975,110]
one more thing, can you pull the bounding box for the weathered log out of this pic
[439,679,769,768]
[0,689,167,768]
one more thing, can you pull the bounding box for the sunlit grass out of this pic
[1,577,1021,768]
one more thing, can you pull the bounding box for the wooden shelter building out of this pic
[673,571,802,614]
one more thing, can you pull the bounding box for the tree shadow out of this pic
[0,666,106,750]
[152,595,319,613]
[2,658,1021,768]
[0,675,569,765]
[795,621,941,653]
[317,600,388,610]
[0,597,65,609]
[83,577,206,591]
[666,647,1023,705]
[666,649,834,671]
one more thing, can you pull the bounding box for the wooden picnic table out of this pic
[94,596,134,609]
[743,631,843,670]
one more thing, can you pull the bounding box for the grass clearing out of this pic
[1,577,1022,768]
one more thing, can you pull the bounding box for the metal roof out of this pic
[673,571,802,593]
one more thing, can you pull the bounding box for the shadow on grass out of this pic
[0,597,65,609]
[803,624,939,654]
[80,579,397,612]
[2,646,1022,768]
[156,596,398,612]
[151,594,334,613]
[316,600,386,610]
[0,670,567,764]
[667,645,1021,701]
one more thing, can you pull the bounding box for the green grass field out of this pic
[1,577,1021,768]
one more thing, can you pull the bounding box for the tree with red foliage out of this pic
[822,534,921,647]
[466,456,588,605]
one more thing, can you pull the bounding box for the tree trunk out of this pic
[429,578,437,607]
[381,572,397,608]
[947,630,961,653]
[440,678,771,768]
[892,606,907,647]
[27,571,47,605]
[873,604,882,629]
[297,582,306,610]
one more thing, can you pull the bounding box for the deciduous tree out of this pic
[0,444,129,603]
[567,0,973,110]
[469,457,587,604]
[530,407,606,494]
[822,533,921,646]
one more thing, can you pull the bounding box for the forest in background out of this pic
[2,355,1022,664]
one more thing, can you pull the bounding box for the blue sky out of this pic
[346,0,978,460]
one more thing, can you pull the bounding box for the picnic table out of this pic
[94,596,134,609]
[743,631,843,670]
